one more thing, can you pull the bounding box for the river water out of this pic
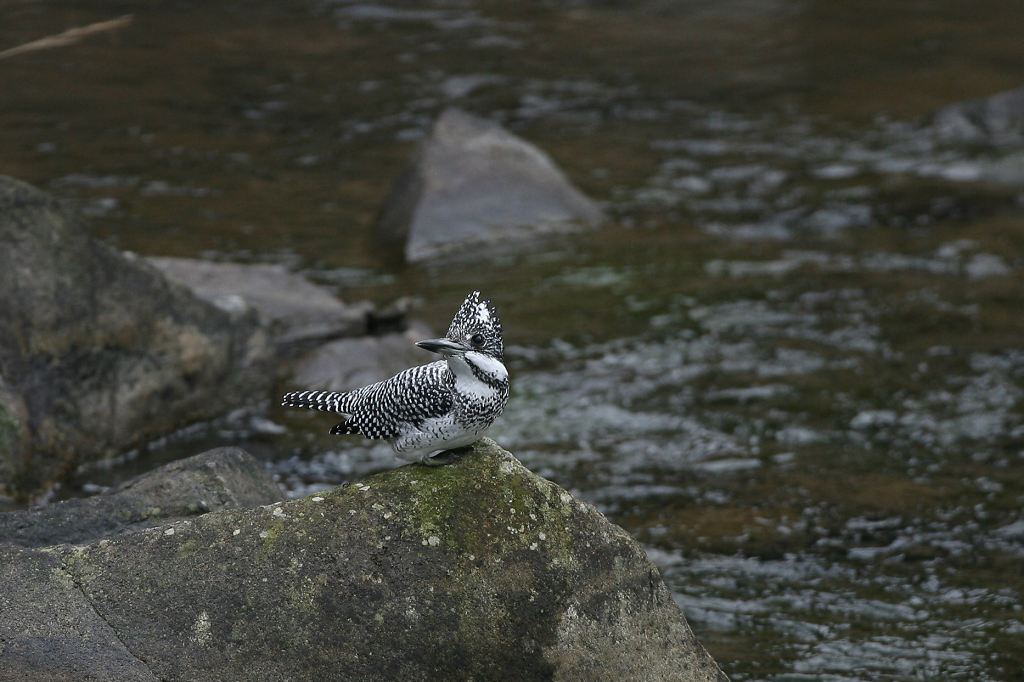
[3,1,1023,678]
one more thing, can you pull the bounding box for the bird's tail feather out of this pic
[330,420,359,435]
[281,389,347,414]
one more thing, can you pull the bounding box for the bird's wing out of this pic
[344,362,453,440]
[282,362,453,441]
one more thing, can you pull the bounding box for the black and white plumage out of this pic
[281,291,509,465]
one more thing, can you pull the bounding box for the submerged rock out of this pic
[377,108,604,262]
[0,447,283,548]
[0,176,272,497]
[933,85,1024,145]
[0,440,727,681]
[148,257,372,352]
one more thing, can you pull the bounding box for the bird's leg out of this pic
[419,449,455,466]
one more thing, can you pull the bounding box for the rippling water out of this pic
[3,1,1023,678]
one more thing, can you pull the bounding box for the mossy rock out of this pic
[5,440,726,681]
[0,402,16,488]
[0,545,158,682]
[0,175,272,497]
[0,447,284,548]
[0,377,28,497]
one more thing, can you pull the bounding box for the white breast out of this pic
[454,373,499,402]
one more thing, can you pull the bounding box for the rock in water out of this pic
[378,108,604,262]
[0,447,284,548]
[0,440,728,681]
[147,257,372,352]
[933,86,1024,145]
[0,176,272,497]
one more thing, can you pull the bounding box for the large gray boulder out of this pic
[148,258,372,352]
[0,447,283,548]
[0,176,272,497]
[0,545,158,682]
[0,440,727,681]
[378,108,604,262]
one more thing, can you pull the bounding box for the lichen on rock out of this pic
[1,439,727,680]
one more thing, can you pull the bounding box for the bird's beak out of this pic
[416,338,468,356]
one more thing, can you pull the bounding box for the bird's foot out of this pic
[419,450,458,466]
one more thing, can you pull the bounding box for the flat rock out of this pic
[0,176,272,497]
[378,108,604,262]
[289,323,434,392]
[0,447,283,548]
[1,440,727,681]
[148,257,371,351]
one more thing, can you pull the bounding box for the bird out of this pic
[281,291,509,466]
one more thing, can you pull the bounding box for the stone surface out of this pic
[289,322,434,392]
[0,546,157,682]
[0,447,283,548]
[0,176,272,496]
[148,257,372,351]
[0,376,29,493]
[378,108,604,262]
[933,86,1024,145]
[1,440,727,681]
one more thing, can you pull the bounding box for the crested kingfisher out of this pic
[282,291,509,465]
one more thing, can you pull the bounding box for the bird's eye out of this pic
[470,333,485,348]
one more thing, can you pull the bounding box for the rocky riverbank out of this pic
[0,176,415,500]
[0,439,727,681]
[0,103,605,501]
[0,176,273,495]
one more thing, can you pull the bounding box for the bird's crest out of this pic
[447,291,503,359]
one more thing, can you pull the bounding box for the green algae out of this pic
[346,443,582,571]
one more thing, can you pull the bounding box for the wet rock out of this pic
[377,108,604,262]
[993,519,1024,541]
[0,176,272,497]
[0,447,283,548]
[933,86,1024,145]
[974,151,1024,185]
[850,410,898,430]
[148,257,372,352]
[964,252,1011,279]
[2,440,727,681]
[289,322,433,392]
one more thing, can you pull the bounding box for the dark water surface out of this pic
[3,1,1024,679]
